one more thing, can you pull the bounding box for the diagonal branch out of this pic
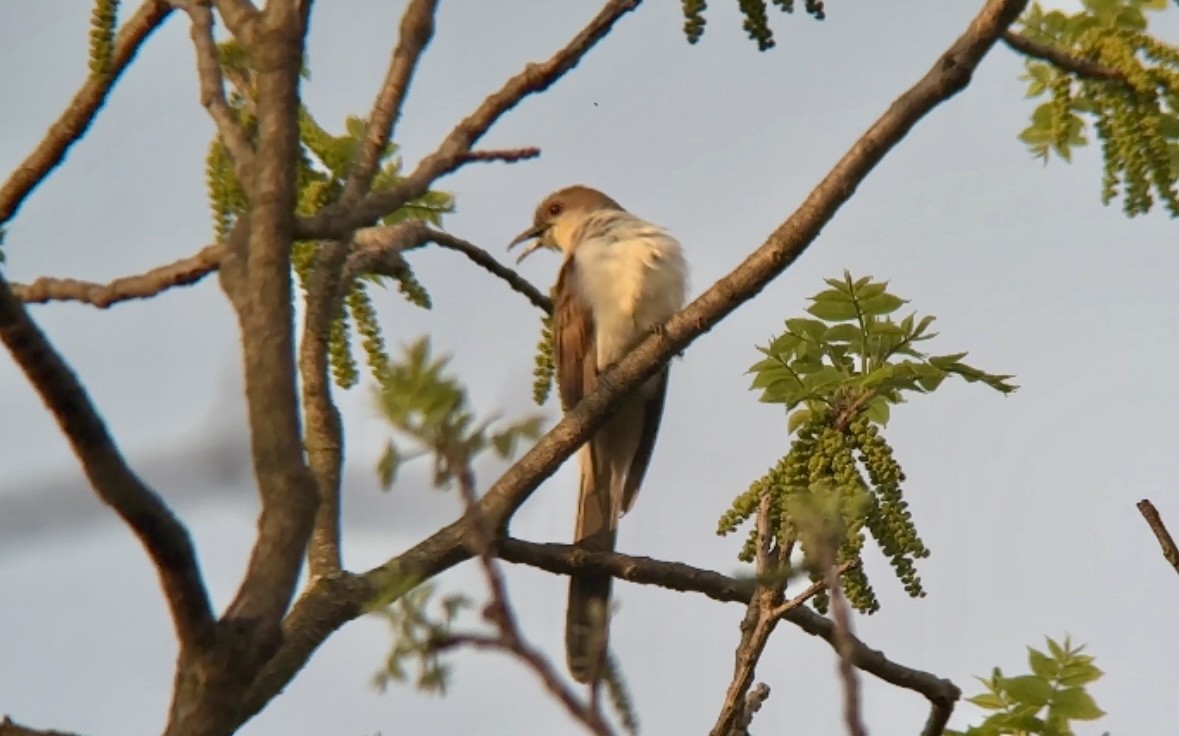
[1137,499,1179,577]
[342,0,439,201]
[1001,30,1127,84]
[173,0,257,184]
[237,0,1024,725]
[425,228,552,313]
[0,0,174,225]
[0,273,214,650]
[295,0,643,241]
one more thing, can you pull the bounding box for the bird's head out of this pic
[508,185,622,263]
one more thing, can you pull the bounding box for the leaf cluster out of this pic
[1016,0,1179,216]
[680,0,826,51]
[371,583,471,695]
[374,337,545,491]
[949,636,1106,736]
[203,41,453,390]
[720,273,1014,613]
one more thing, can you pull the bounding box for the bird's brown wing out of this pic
[553,257,596,412]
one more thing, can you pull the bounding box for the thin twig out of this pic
[0,0,174,225]
[342,0,439,201]
[1001,31,1127,84]
[0,274,214,650]
[460,147,542,164]
[295,0,643,241]
[173,0,257,184]
[443,451,614,736]
[426,229,552,313]
[1137,499,1179,577]
[821,541,867,736]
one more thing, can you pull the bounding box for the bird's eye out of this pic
[547,202,563,217]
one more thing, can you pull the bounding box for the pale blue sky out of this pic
[2,2,1177,734]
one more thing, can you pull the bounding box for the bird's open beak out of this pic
[508,224,547,264]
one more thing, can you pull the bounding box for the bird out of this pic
[509,185,688,683]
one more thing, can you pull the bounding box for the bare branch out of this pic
[0,717,82,736]
[342,0,440,201]
[295,0,643,241]
[460,147,542,165]
[173,0,257,183]
[241,0,1019,722]
[821,543,867,736]
[1001,31,1127,84]
[211,0,260,44]
[439,452,614,736]
[0,275,214,649]
[0,0,174,225]
[425,229,552,313]
[1137,499,1179,577]
[222,0,317,633]
[11,243,225,307]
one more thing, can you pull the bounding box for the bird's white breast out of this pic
[571,211,688,370]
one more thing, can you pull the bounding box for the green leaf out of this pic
[807,298,860,322]
[966,693,1006,710]
[786,318,829,341]
[1028,646,1059,679]
[863,396,891,425]
[1057,662,1103,686]
[825,323,863,345]
[1001,674,1054,706]
[787,407,812,434]
[377,441,401,490]
[858,292,907,317]
[1050,687,1105,720]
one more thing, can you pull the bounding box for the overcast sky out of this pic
[2,1,1178,735]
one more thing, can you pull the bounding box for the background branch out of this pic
[175,0,257,184]
[1137,499,1179,577]
[341,0,438,200]
[1001,30,1127,83]
[0,0,174,225]
[0,275,214,650]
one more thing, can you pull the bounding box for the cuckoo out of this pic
[510,184,688,682]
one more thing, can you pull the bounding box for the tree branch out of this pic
[434,450,614,736]
[10,243,225,307]
[460,147,542,165]
[0,717,82,736]
[1001,30,1127,84]
[221,0,317,634]
[1137,499,1179,577]
[497,539,958,730]
[173,0,257,184]
[0,274,214,650]
[238,0,1020,724]
[0,0,174,225]
[342,0,439,200]
[294,0,643,241]
[424,228,552,313]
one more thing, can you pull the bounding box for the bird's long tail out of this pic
[565,440,623,683]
